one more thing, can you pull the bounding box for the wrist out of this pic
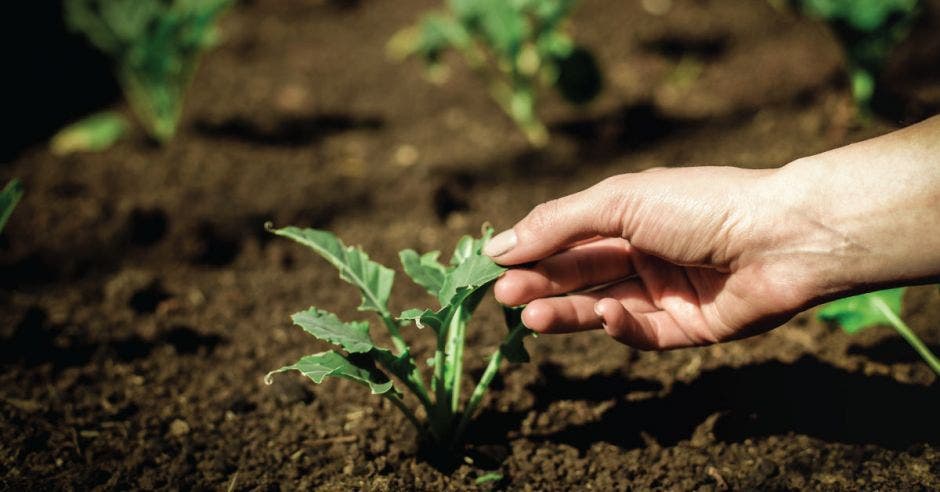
[762,126,940,304]
[743,158,856,308]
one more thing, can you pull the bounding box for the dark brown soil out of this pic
[3,0,940,490]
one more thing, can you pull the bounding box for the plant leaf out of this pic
[450,227,495,266]
[265,350,395,395]
[291,307,374,354]
[400,249,447,297]
[0,179,23,234]
[475,472,503,484]
[500,306,533,363]
[817,288,906,334]
[50,111,127,155]
[399,308,446,333]
[438,255,506,306]
[271,226,394,314]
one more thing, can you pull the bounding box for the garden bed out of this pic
[2,0,939,489]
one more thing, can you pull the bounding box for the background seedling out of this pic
[0,179,24,234]
[64,0,232,143]
[389,0,602,147]
[793,0,920,110]
[818,287,940,375]
[265,225,533,450]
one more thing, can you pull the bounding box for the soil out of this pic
[3,0,940,490]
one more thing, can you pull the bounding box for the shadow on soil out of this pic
[469,356,938,454]
[849,337,940,366]
[429,102,699,198]
[193,113,383,147]
[0,306,224,371]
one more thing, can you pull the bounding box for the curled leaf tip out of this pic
[264,221,276,232]
[263,372,276,385]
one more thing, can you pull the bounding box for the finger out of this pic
[521,295,602,334]
[520,279,656,333]
[596,298,704,350]
[484,179,625,265]
[493,238,635,306]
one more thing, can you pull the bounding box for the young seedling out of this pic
[64,0,232,143]
[389,0,602,147]
[795,0,920,110]
[818,287,940,376]
[264,224,533,450]
[0,179,23,234]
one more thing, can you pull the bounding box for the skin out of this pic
[485,115,940,350]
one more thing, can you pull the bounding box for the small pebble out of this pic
[169,419,190,437]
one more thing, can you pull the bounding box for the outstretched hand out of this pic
[485,166,821,350]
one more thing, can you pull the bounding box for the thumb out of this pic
[484,180,626,265]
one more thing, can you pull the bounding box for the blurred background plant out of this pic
[819,287,940,376]
[49,110,127,156]
[389,0,602,147]
[60,0,232,148]
[788,0,921,112]
[0,179,23,235]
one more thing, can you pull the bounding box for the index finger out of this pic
[483,179,626,265]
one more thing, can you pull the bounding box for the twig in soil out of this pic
[227,471,238,492]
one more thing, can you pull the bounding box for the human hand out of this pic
[485,166,829,350]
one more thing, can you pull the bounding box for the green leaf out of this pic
[271,226,395,314]
[50,111,127,155]
[817,288,906,333]
[438,255,506,306]
[475,472,503,484]
[399,308,446,333]
[265,350,394,395]
[500,306,533,363]
[802,0,917,32]
[400,249,448,297]
[477,0,526,56]
[291,307,374,354]
[0,179,24,234]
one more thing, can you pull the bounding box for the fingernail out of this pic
[484,229,517,258]
[593,302,603,318]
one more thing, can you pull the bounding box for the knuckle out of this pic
[526,200,560,231]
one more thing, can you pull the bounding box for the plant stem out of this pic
[449,316,466,413]
[443,304,467,413]
[432,336,451,429]
[873,297,940,376]
[380,313,409,355]
[383,392,425,438]
[377,314,433,412]
[453,348,503,444]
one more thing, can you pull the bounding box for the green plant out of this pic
[389,0,602,147]
[0,179,23,234]
[64,0,232,143]
[818,287,940,375]
[795,0,920,109]
[264,225,533,449]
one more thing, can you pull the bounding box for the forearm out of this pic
[766,115,940,301]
